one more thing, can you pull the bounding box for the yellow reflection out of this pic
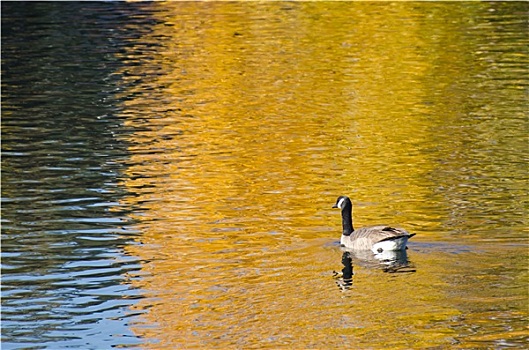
[115,2,526,348]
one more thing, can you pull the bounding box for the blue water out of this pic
[2,2,152,348]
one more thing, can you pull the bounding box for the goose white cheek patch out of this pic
[337,197,345,209]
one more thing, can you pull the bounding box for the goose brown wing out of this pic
[354,226,414,243]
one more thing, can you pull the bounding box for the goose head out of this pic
[332,195,352,210]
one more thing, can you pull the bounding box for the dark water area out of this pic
[1,2,154,348]
[2,2,528,349]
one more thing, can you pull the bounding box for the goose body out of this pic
[333,196,415,253]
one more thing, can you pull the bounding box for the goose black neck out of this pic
[341,205,354,236]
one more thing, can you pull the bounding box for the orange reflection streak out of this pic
[115,2,528,348]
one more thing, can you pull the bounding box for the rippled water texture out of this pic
[2,2,528,349]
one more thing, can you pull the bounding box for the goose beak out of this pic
[332,204,338,208]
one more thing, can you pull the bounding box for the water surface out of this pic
[2,2,528,349]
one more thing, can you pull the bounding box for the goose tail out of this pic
[372,233,415,253]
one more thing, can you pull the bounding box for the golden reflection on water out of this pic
[116,2,528,348]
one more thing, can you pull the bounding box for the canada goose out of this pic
[333,195,415,253]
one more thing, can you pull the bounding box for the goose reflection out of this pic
[333,248,416,291]
[348,247,416,274]
[333,251,354,291]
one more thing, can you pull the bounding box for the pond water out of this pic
[2,2,528,349]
